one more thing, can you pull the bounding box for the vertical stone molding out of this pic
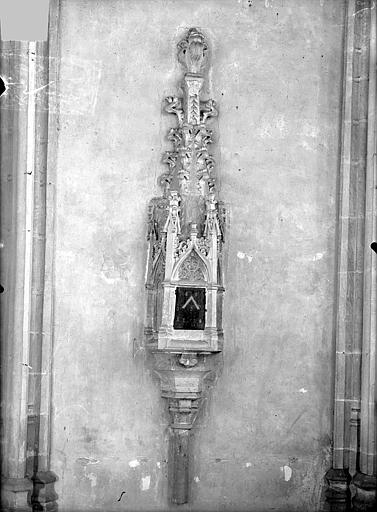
[1,40,37,511]
[144,28,225,504]
[352,0,377,509]
[26,35,59,512]
[0,4,60,507]
[326,1,377,510]
[26,3,61,509]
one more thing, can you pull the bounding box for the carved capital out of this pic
[168,397,199,430]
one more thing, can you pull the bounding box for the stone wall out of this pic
[49,1,346,510]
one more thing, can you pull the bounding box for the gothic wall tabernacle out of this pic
[48,1,345,510]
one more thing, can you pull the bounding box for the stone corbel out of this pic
[152,351,217,503]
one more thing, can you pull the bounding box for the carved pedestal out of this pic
[29,471,58,512]
[152,351,219,504]
[351,473,377,512]
[325,468,351,512]
[1,478,33,512]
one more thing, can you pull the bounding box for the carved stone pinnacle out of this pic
[178,28,208,75]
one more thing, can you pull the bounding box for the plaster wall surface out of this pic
[50,1,345,510]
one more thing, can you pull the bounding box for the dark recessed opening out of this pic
[0,76,6,97]
[173,287,206,330]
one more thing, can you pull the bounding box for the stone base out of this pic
[351,472,376,512]
[28,471,58,512]
[151,349,221,505]
[325,468,351,511]
[1,477,33,511]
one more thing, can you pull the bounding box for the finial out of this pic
[177,28,208,74]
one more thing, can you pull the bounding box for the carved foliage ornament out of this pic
[178,28,208,74]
